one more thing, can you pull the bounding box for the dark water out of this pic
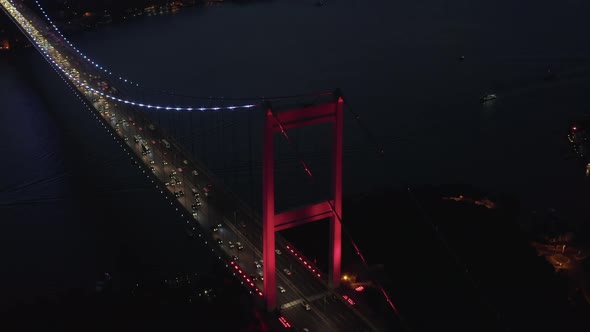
[0,51,226,311]
[65,0,590,216]
[2,0,590,315]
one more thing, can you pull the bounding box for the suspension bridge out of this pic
[1,1,402,331]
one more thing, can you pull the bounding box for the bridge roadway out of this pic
[1,1,395,331]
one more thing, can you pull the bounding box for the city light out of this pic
[4,0,258,112]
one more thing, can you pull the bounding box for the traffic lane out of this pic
[275,265,353,331]
[228,223,328,306]
[115,115,269,291]
[213,204,326,289]
[132,143,359,331]
[214,232,259,276]
[6,6,374,330]
[205,213,281,296]
[95,85,369,330]
[284,293,373,332]
[275,264,317,305]
[202,190,332,306]
[121,134,211,236]
[276,251,327,299]
[204,191,329,296]
[204,202,326,310]
[211,222,309,304]
[277,283,302,306]
[37,23,376,332]
[64,50,343,330]
[279,245,333,293]
[283,305,339,332]
[277,251,379,331]
[127,143,299,308]
[323,301,368,332]
[87,80,337,330]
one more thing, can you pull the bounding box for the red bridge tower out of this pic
[262,91,344,311]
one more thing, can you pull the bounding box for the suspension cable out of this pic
[30,0,334,102]
[339,95,386,159]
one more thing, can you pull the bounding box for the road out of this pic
[0,1,397,330]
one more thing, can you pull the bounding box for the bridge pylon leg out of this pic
[329,94,344,289]
[262,106,277,312]
[262,91,344,312]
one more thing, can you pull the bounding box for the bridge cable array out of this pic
[18,0,247,110]
[31,0,334,104]
[14,1,501,328]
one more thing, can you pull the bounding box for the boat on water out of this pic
[480,94,497,103]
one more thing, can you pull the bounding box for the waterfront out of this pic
[2,0,590,328]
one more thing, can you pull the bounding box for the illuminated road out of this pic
[0,1,397,331]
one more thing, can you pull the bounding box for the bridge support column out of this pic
[330,92,343,289]
[262,106,277,312]
[262,91,344,312]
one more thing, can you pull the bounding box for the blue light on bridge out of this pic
[13,0,261,112]
[32,0,140,87]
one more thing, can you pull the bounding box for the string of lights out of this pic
[3,0,258,111]
[30,0,333,103]
[3,2,524,330]
[32,0,143,88]
[6,0,404,323]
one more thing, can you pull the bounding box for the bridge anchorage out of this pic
[262,89,344,311]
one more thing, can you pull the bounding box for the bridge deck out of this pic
[0,1,399,331]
